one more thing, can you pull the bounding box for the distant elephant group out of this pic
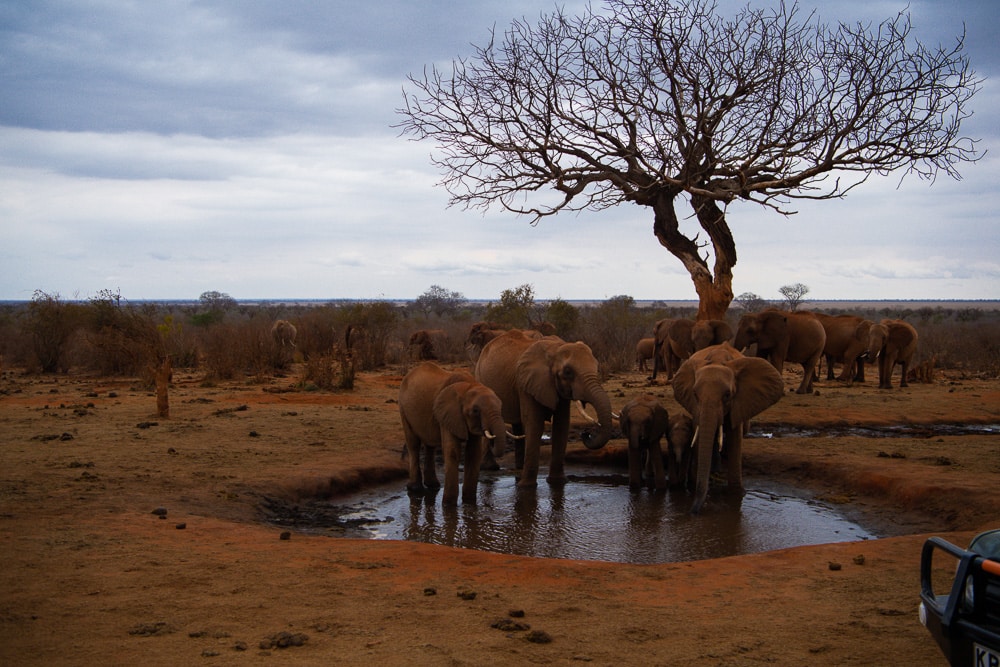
[646,312,919,394]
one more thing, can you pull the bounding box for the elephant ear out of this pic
[670,357,701,417]
[516,339,561,410]
[729,357,784,427]
[433,383,469,440]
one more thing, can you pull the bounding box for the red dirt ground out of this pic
[1,363,998,665]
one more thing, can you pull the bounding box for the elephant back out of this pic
[474,330,540,424]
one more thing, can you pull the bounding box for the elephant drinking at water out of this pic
[398,362,507,505]
[672,343,784,514]
[618,394,670,492]
[474,330,614,487]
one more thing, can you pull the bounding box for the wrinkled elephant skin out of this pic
[475,331,613,487]
[672,343,784,514]
[399,362,507,505]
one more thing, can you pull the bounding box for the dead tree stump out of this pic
[154,356,172,418]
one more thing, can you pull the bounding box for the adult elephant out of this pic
[813,314,873,384]
[867,319,919,389]
[733,310,826,394]
[270,319,297,348]
[399,362,507,505]
[635,337,655,373]
[664,318,734,380]
[475,330,614,487]
[618,394,669,492]
[649,318,675,380]
[672,343,784,514]
[408,329,449,361]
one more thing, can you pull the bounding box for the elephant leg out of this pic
[402,423,425,493]
[628,447,643,493]
[512,422,525,470]
[518,419,544,488]
[899,357,910,388]
[825,354,836,380]
[855,357,866,383]
[441,439,460,506]
[725,430,746,499]
[462,436,485,504]
[648,443,666,491]
[797,350,821,394]
[422,444,440,489]
[546,403,570,484]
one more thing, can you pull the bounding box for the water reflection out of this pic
[316,469,878,564]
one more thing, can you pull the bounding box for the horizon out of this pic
[5,296,999,309]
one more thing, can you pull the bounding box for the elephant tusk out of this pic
[611,411,620,420]
[507,431,525,440]
[484,430,496,440]
[716,425,724,452]
[575,400,600,426]
[690,426,698,449]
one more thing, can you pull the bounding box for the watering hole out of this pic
[262,468,879,564]
[262,424,998,563]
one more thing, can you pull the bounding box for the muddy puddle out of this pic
[262,468,879,564]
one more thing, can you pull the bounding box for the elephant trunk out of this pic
[484,412,508,460]
[578,376,614,451]
[691,415,723,515]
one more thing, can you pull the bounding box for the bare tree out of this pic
[779,283,810,311]
[734,291,768,313]
[414,284,467,318]
[397,0,981,318]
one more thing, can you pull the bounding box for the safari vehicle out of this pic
[920,529,1000,666]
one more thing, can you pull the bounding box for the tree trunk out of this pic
[651,193,736,320]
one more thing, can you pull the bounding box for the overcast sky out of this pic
[1,0,997,303]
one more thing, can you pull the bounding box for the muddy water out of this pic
[278,469,878,564]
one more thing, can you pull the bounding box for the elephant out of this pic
[398,362,507,505]
[465,321,514,360]
[649,318,675,380]
[665,411,694,491]
[866,319,919,389]
[672,343,785,514]
[635,337,655,373]
[663,318,734,380]
[408,329,449,361]
[617,394,670,491]
[812,313,873,384]
[733,310,826,394]
[474,330,614,487]
[270,319,297,348]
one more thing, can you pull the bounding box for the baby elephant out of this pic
[398,362,507,506]
[618,394,671,492]
[665,412,695,491]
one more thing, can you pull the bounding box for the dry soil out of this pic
[1,361,998,666]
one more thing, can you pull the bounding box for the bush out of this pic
[22,291,82,373]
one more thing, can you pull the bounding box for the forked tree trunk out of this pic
[651,193,735,321]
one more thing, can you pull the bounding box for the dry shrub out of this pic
[200,323,244,380]
[301,346,355,391]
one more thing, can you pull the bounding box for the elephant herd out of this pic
[399,313,920,514]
